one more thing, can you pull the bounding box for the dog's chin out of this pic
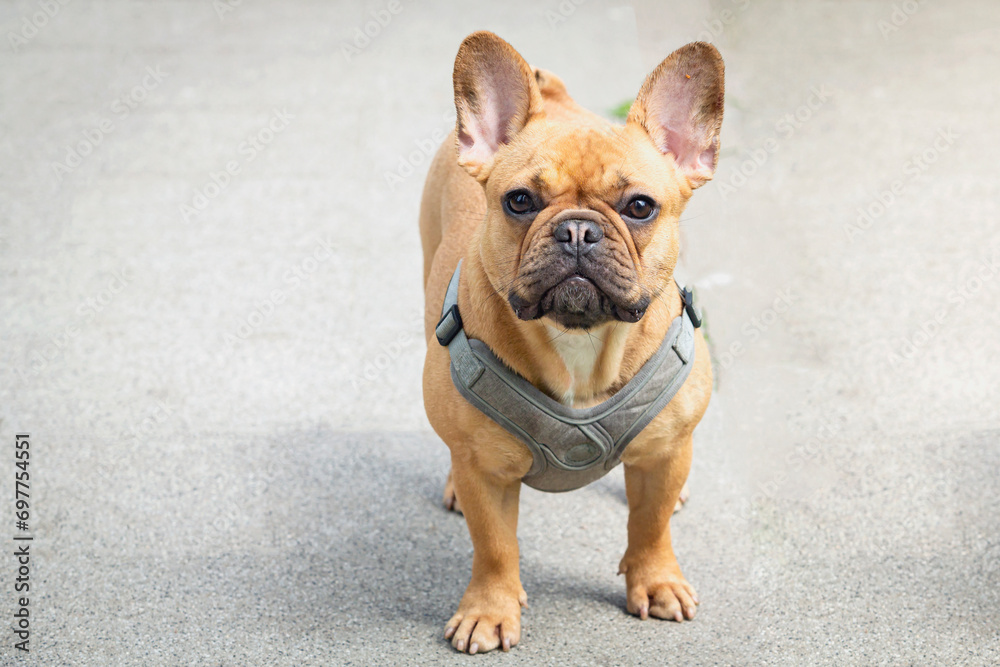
[510,276,647,330]
[541,276,607,329]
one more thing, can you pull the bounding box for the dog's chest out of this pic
[545,327,603,404]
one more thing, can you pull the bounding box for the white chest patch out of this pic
[545,326,603,404]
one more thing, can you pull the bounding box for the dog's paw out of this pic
[442,470,463,513]
[621,561,699,622]
[673,482,690,514]
[444,587,527,654]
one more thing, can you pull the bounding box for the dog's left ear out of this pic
[628,42,725,189]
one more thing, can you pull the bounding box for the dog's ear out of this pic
[628,42,725,189]
[453,31,544,179]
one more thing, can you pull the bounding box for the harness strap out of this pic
[436,260,699,493]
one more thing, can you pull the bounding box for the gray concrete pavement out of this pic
[2,0,999,664]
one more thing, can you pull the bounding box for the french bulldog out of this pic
[420,31,722,654]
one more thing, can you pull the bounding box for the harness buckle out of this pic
[680,286,702,329]
[435,304,463,346]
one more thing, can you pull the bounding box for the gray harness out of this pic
[435,261,701,493]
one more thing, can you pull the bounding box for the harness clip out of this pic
[435,304,463,346]
[680,287,702,329]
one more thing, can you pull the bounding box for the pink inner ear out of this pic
[458,101,500,162]
[458,134,493,171]
[648,80,716,182]
[664,128,715,179]
[459,63,529,167]
[662,125,698,167]
[472,91,503,152]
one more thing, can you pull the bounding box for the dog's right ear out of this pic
[453,31,544,180]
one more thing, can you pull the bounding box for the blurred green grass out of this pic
[610,99,633,120]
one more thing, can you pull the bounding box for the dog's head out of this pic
[452,32,724,330]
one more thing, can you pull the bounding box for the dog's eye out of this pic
[504,190,538,216]
[623,196,657,221]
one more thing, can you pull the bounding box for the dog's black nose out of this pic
[553,219,603,255]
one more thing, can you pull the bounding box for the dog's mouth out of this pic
[509,274,647,329]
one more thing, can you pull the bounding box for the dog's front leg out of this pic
[444,453,527,654]
[618,434,699,622]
